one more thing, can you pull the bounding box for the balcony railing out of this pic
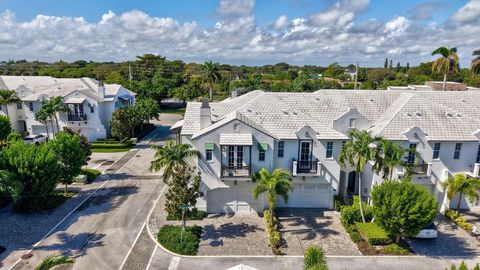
[221,165,251,178]
[293,159,321,176]
[408,163,431,176]
[68,114,87,122]
[467,163,480,178]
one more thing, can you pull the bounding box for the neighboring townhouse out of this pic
[174,90,480,214]
[0,76,136,141]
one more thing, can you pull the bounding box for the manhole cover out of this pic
[21,253,33,259]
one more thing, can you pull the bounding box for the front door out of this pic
[347,171,356,194]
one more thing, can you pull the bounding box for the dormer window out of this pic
[349,118,356,128]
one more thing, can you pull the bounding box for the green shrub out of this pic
[304,246,328,270]
[157,225,202,255]
[355,222,391,245]
[81,169,101,182]
[333,195,343,212]
[7,132,23,142]
[264,209,281,254]
[381,244,409,255]
[340,196,373,225]
[447,261,480,270]
[166,209,207,221]
[90,141,133,149]
[445,210,473,231]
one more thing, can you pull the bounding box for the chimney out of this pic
[98,80,105,101]
[200,98,212,129]
[231,89,238,98]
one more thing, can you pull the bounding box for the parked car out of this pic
[23,135,47,145]
[415,223,438,239]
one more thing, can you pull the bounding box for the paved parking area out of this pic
[277,208,360,256]
[407,215,480,257]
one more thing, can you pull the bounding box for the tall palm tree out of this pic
[253,168,293,223]
[201,61,221,101]
[377,139,413,180]
[442,174,480,212]
[35,254,73,270]
[431,47,459,91]
[339,129,382,222]
[149,141,199,184]
[49,96,68,134]
[0,90,20,118]
[37,101,56,136]
[35,108,51,139]
[471,49,480,75]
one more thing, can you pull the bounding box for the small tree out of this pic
[51,132,86,195]
[1,141,61,211]
[0,115,11,141]
[110,108,133,140]
[163,165,202,219]
[442,174,480,212]
[132,98,160,128]
[372,180,438,243]
[253,168,293,223]
[0,90,20,118]
[63,127,91,167]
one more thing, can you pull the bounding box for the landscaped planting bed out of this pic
[351,222,412,255]
[157,225,202,255]
[81,168,101,182]
[91,139,134,153]
[445,209,474,232]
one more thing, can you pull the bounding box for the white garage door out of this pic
[278,183,331,208]
[207,182,261,214]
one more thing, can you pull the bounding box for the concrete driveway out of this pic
[407,215,480,257]
[277,208,360,256]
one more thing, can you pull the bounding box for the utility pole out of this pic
[354,62,359,90]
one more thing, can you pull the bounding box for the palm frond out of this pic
[35,254,73,270]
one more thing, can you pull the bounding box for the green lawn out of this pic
[161,107,186,115]
[91,148,132,153]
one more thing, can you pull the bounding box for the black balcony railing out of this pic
[408,163,429,175]
[221,165,250,178]
[68,114,87,122]
[296,159,318,174]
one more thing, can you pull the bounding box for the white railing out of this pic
[292,160,321,176]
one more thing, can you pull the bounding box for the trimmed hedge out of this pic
[355,222,391,245]
[381,244,409,255]
[157,225,202,255]
[445,209,473,231]
[166,209,206,221]
[90,141,133,149]
[264,209,281,255]
[82,168,101,182]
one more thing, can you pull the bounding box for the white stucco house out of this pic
[0,76,136,141]
[173,89,480,214]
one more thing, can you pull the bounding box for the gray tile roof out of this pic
[182,90,480,141]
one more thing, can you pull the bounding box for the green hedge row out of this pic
[90,141,133,149]
[157,225,202,255]
[82,168,101,182]
[355,222,391,245]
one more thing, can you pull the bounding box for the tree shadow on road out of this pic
[34,232,106,258]
[276,208,339,241]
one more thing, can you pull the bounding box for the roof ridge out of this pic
[369,92,414,135]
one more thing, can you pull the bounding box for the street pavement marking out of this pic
[118,220,147,270]
[145,245,158,270]
[168,256,181,270]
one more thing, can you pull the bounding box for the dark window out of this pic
[205,149,213,161]
[454,143,462,160]
[259,149,265,161]
[17,102,22,110]
[90,105,94,113]
[228,146,235,166]
[477,145,480,163]
[237,147,243,167]
[28,102,34,112]
[278,141,284,157]
[407,144,416,165]
[433,143,441,159]
[326,142,333,158]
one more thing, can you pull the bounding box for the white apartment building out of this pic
[173,90,480,214]
[0,76,136,141]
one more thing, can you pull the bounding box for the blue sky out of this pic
[0,0,478,66]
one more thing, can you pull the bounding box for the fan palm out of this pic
[338,129,382,222]
[201,61,221,101]
[442,174,480,211]
[253,168,293,223]
[35,254,73,270]
[149,141,199,184]
[0,90,20,118]
[471,49,480,75]
[431,47,459,91]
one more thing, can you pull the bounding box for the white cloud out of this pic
[0,0,479,67]
[451,0,480,24]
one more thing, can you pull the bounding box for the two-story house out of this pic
[174,90,480,214]
[0,76,135,141]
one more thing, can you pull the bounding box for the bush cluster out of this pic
[381,244,409,255]
[304,246,329,270]
[91,139,134,149]
[340,196,373,225]
[166,209,206,221]
[81,168,101,182]
[445,210,473,231]
[447,261,480,270]
[355,222,391,245]
[157,225,202,255]
[264,209,281,255]
[343,224,362,243]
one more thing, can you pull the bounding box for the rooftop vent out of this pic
[293,112,298,115]
[415,111,422,116]
[456,113,463,117]
[461,99,466,102]
[446,112,453,117]
[370,98,374,102]
[283,111,288,115]
[406,112,412,116]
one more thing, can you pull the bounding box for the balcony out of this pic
[466,163,480,178]
[221,165,251,178]
[292,159,321,176]
[408,163,431,176]
[68,114,87,122]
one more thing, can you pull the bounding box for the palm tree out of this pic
[149,141,199,184]
[253,168,293,223]
[49,96,68,134]
[471,49,480,75]
[201,61,221,101]
[338,129,382,223]
[35,108,51,140]
[442,174,480,212]
[35,254,73,270]
[431,47,459,91]
[0,90,20,118]
[377,139,413,180]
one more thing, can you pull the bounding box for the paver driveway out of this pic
[277,208,360,255]
[407,215,480,257]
